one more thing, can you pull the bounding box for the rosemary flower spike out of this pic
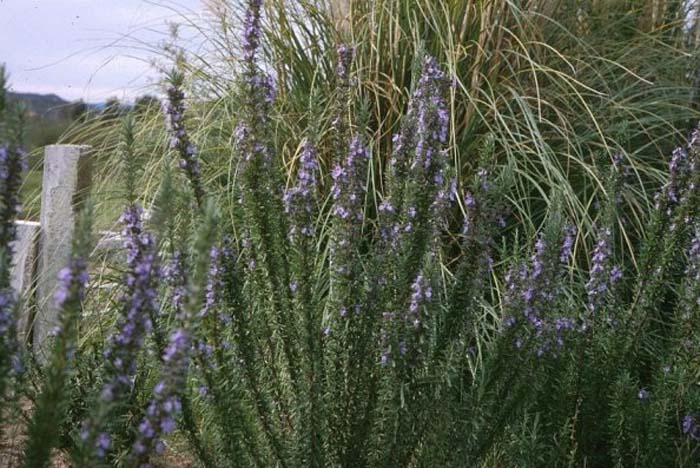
[80,203,160,461]
[164,70,205,206]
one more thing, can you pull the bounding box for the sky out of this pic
[0,0,203,102]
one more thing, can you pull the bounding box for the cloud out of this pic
[1,0,201,101]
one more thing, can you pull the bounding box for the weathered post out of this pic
[34,144,92,357]
[328,0,351,31]
[9,220,40,339]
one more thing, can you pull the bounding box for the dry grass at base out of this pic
[0,397,198,468]
[0,397,70,468]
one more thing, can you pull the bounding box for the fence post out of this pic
[34,144,92,358]
[328,0,351,31]
[9,220,40,339]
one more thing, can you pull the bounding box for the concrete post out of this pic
[9,220,40,340]
[328,0,351,31]
[34,144,92,356]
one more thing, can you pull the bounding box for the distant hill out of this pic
[5,92,150,150]
[5,92,93,150]
[7,92,154,122]
[7,92,71,120]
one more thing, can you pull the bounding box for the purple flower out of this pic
[679,227,700,325]
[637,388,649,401]
[379,55,452,251]
[459,170,503,291]
[464,192,476,209]
[407,273,431,331]
[238,0,276,142]
[683,413,700,440]
[378,200,394,213]
[504,227,576,354]
[585,226,620,317]
[612,152,625,169]
[82,204,159,459]
[329,135,370,303]
[95,433,110,457]
[380,349,391,366]
[241,0,263,65]
[610,265,623,283]
[654,130,700,215]
[686,231,700,284]
[284,140,318,240]
[54,258,89,310]
[131,327,190,463]
[163,328,188,361]
[336,44,355,86]
[560,225,576,262]
[331,136,369,226]
[103,204,159,372]
[531,236,547,280]
[0,144,27,249]
[201,246,223,317]
[379,272,435,365]
[165,75,204,205]
[418,83,452,218]
[164,251,187,317]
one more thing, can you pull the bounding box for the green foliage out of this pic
[23,204,93,468]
